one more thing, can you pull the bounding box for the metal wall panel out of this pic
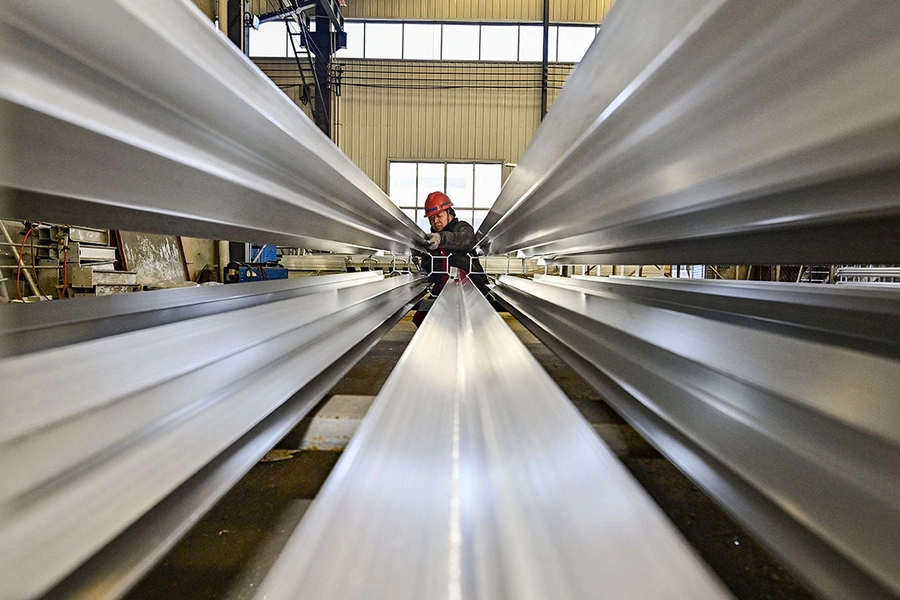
[248,1,614,25]
[336,0,615,22]
[328,60,576,192]
[551,0,616,23]
[340,0,540,21]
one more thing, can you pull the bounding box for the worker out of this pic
[413,190,490,326]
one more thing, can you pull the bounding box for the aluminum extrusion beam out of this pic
[0,1,423,253]
[493,274,900,600]
[254,277,732,600]
[566,275,900,359]
[0,271,384,357]
[479,0,900,264]
[0,272,427,600]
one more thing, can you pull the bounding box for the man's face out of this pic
[428,209,451,232]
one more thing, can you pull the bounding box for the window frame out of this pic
[388,160,503,233]
[252,19,601,63]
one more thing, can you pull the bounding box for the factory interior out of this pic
[1,1,899,599]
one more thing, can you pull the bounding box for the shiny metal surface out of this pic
[479,0,900,263]
[0,1,423,254]
[566,274,900,359]
[0,273,426,600]
[254,277,732,600]
[0,271,385,357]
[493,274,900,600]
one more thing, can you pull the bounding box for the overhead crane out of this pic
[1,1,898,599]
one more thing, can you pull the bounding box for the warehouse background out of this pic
[249,0,612,193]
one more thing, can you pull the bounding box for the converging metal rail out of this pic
[478,0,900,264]
[0,272,427,600]
[254,277,733,600]
[0,0,423,253]
[0,271,386,357]
[565,274,900,359]
[492,274,900,600]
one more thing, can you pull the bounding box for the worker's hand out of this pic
[424,233,441,250]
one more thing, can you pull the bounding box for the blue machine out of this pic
[250,244,278,263]
[225,261,288,283]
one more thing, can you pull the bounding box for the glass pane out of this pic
[404,23,441,60]
[389,162,417,208]
[442,24,479,60]
[417,163,445,208]
[548,26,558,62]
[446,164,474,208]
[365,22,402,59]
[518,25,543,62]
[249,21,287,57]
[401,207,416,222]
[473,163,502,208]
[473,209,490,234]
[480,25,518,61]
[557,25,597,62]
[335,21,364,58]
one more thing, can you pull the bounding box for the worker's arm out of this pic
[438,221,476,252]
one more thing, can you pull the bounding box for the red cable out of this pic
[16,224,34,301]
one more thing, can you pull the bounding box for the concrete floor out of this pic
[125,312,816,600]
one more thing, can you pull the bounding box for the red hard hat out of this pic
[424,191,453,217]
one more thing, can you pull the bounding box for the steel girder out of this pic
[0,272,427,599]
[493,274,900,600]
[478,0,900,264]
[0,1,423,253]
[253,277,732,600]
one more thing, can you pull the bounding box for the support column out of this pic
[309,4,334,137]
[540,0,550,120]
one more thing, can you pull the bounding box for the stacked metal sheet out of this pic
[493,274,900,600]
[474,1,900,598]
[478,0,900,265]
[0,1,424,254]
[0,272,426,599]
[253,277,733,600]
[2,0,899,599]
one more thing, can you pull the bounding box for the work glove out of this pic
[424,232,441,251]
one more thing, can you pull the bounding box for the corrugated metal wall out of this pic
[339,0,616,23]
[249,0,615,23]
[330,60,573,191]
[253,0,594,192]
[255,58,573,189]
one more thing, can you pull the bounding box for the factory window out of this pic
[441,25,481,60]
[480,25,519,61]
[249,21,309,57]
[403,23,442,60]
[557,25,596,62]
[249,19,598,63]
[364,22,403,59]
[336,21,365,58]
[389,161,502,233]
[517,25,545,61]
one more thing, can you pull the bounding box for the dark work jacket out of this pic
[421,217,490,296]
